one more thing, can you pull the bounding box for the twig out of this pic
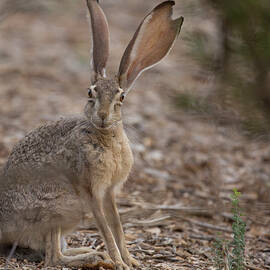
[132,201,211,216]
[126,215,171,228]
[189,234,215,241]
[144,254,183,262]
[131,248,154,256]
[192,220,232,233]
[244,263,266,270]
[95,242,105,251]
[7,241,18,261]
[176,216,232,233]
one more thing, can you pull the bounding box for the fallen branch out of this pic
[119,200,213,218]
[189,234,215,241]
[126,215,171,228]
[175,216,232,233]
[244,263,267,270]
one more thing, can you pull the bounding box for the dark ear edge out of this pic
[86,0,110,80]
[117,1,184,92]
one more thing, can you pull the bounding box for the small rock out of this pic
[144,168,170,181]
[145,150,163,162]
[131,143,145,153]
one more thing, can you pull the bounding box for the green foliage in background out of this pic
[212,189,246,270]
[175,93,210,113]
[229,189,246,270]
[179,0,270,137]
[213,0,270,103]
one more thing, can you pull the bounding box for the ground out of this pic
[0,0,269,269]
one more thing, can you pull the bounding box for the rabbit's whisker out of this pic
[90,118,122,131]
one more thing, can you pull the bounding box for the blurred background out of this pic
[0,0,269,269]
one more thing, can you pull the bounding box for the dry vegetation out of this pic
[0,1,269,269]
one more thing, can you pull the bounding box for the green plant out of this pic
[229,189,246,270]
[212,233,227,270]
[175,93,212,115]
[212,189,246,270]
[185,0,270,137]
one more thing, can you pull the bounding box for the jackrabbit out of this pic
[0,0,183,269]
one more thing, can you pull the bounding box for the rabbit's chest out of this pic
[89,136,133,187]
[110,139,133,185]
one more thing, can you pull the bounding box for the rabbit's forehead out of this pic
[95,78,120,99]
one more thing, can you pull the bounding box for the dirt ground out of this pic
[0,1,269,269]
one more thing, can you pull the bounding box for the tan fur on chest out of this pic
[87,129,133,193]
[110,133,133,187]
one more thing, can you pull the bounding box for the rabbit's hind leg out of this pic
[60,236,92,256]
[61,235,107,257]
[63,246,111,258]
[45,227,113,269]
[62,247,93,256]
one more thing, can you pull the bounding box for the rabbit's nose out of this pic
[98,112,107,122]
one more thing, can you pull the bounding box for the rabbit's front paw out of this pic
[122,251,139,268]
[128,256,139,267]
[114,260,130,270]
[95,251,112,261]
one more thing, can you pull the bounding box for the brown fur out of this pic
[1,79,135,269]
[0,1,183,269]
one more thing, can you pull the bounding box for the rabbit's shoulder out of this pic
[4,117,85,173]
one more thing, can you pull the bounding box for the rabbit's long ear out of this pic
[86,0,109,80]
[118,1,183,92]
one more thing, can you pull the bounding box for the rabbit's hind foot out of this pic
[62,248,132,270]
[62,246,100,256]
[51,252,114,269]
[45,228,114,269]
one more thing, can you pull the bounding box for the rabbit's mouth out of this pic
[91,118,121,131]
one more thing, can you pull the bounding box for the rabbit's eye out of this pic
[120,93,125,102]
[88,85,97,98]
[88,88,93,98]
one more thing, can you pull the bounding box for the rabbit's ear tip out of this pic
[162,0,175,4]
[86,0,99,7]
[156,1,176,8]
[176,16,184,26]
[175,17,184,36]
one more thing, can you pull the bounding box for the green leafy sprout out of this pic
[212,188,246,270]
